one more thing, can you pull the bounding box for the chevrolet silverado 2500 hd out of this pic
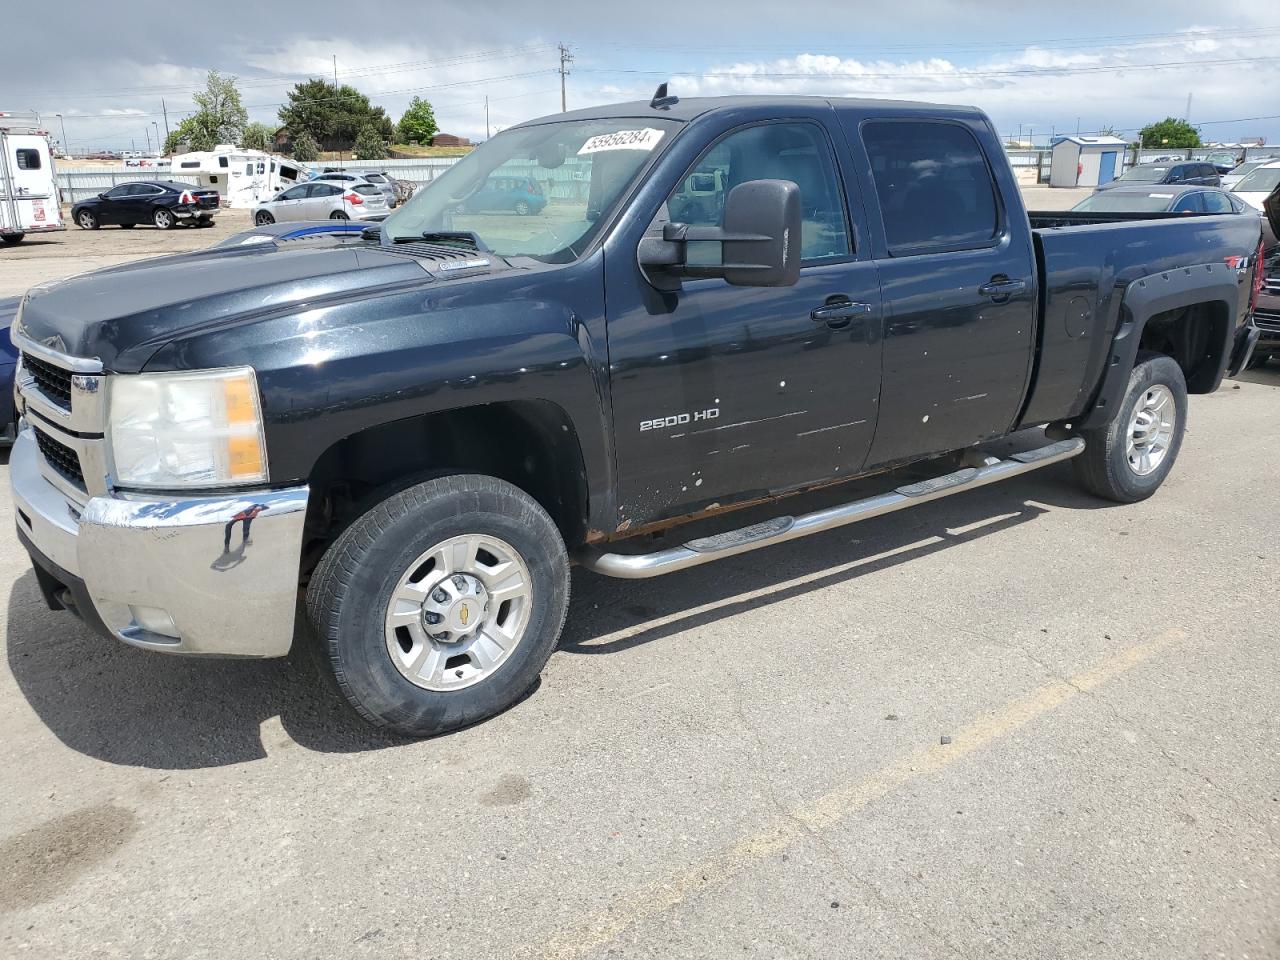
[11,94,1266,736]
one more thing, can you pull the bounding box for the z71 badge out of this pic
[640,407,720,432]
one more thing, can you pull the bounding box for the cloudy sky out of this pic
[7,1,1280,151]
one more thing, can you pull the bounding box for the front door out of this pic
[843,116,1038,467]
[1098,151,1117,185]
[605,116,883,528]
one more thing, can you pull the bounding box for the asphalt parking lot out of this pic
[1,187,1277,959]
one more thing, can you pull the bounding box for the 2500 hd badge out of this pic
[640,407,720,432]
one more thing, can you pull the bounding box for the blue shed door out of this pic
[1098,151,1118,185]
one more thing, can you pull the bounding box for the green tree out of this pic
[277,79,394,148]
[241,121,275,151]
[353,124,388,160]
[397,96,438,144]
[161,72,248,153]
[290,130,319,162]
[1138,117,1201,149]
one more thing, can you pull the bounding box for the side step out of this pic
[579,438,1085,579]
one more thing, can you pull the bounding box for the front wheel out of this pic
[0,234,22,245]
[307,474,570,737]
[254,211,275,226]
[153,207,175,229]
[76,210,99,230]
[1072,352,1188,503]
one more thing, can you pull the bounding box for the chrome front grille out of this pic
[33,425,85,488]
[21,352,74,410]
[14,331,109,500]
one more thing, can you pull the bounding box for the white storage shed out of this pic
[1049,135,1129,188]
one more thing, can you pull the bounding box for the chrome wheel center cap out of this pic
[422,574,489,642]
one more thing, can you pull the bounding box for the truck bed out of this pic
[1019,212,1262,427]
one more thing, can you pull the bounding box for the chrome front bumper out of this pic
[11,427,308,657]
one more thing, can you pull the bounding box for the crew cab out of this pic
[10,94,1266,736]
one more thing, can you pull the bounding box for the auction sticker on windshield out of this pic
[578,128,666,155]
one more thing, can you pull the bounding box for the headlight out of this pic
[108,367,268,488]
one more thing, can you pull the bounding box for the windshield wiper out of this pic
[409,230,491,252]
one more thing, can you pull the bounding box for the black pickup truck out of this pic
[10,94,1266,736]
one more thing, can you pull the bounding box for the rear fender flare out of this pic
[1079,263,1239,428]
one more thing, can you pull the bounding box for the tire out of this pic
[514,200,531,216]
[254,211,275,226]
[119,223,136,229]
[329,210,350,220]
[76,210,99,230]
[153,207,175,229]
[307,474,570,737]
[0,234,22,245]
[1072,352,1187,503]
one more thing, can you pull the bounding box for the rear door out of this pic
[838,113,1038,466]
[2,136,59,232]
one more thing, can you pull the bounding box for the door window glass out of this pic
[280,185,309,201]
[1200,191,1232,213]
[15,149,41,170]
[1171,193,1203,213]
[861,121,999,252]
[667,121,851,261]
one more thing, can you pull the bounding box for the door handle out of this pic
[810,300,873,328]
[978,277,1028,298]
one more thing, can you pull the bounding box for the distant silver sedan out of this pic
[252,180,387,224]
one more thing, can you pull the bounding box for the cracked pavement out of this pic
[1,365,1278,959]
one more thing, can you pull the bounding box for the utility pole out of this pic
[333,53,341,160]
[1184,92,1192,123]
[1076,116,1081,135]
[485,95,490,139]
[55,114,68,155]
[145,126,152,153]
[558,43,573,113]
[152,121,161,154]
[161,98,170,142]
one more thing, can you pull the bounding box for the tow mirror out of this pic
[639,178,801,291]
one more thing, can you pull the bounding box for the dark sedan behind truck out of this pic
[71,180,219,230]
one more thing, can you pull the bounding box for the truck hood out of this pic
[13,241,440,372]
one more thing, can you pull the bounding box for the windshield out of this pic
[1234,167,1280,194]
[1072,192,1176,213]
[1117,166,1168,183]
[382,117,681,261]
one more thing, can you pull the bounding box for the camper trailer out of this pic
[168,145,306,208]
[0,111,65,245]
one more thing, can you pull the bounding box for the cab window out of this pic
[667,121,851,261]
[861,120,1000,253]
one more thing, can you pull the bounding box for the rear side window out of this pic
[1201,191,1232,213]
[352,184,381,196]
[15,148,41,170]
[1171,193,1203,214]
[861,121,999,253]
[309,183,341,197]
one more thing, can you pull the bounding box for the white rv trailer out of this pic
[0,111,65,245]
[168,145,306,208]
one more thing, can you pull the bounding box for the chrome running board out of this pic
[579,437,1085,579]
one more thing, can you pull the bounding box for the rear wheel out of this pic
[0,234,22,245]
[307,474,570,737]
[514,200,531,216]
[1072,352,1187,503]
[152,208,175,229]
[254,211,275,226]
[329,210,350,220]
[76,210,99,230]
